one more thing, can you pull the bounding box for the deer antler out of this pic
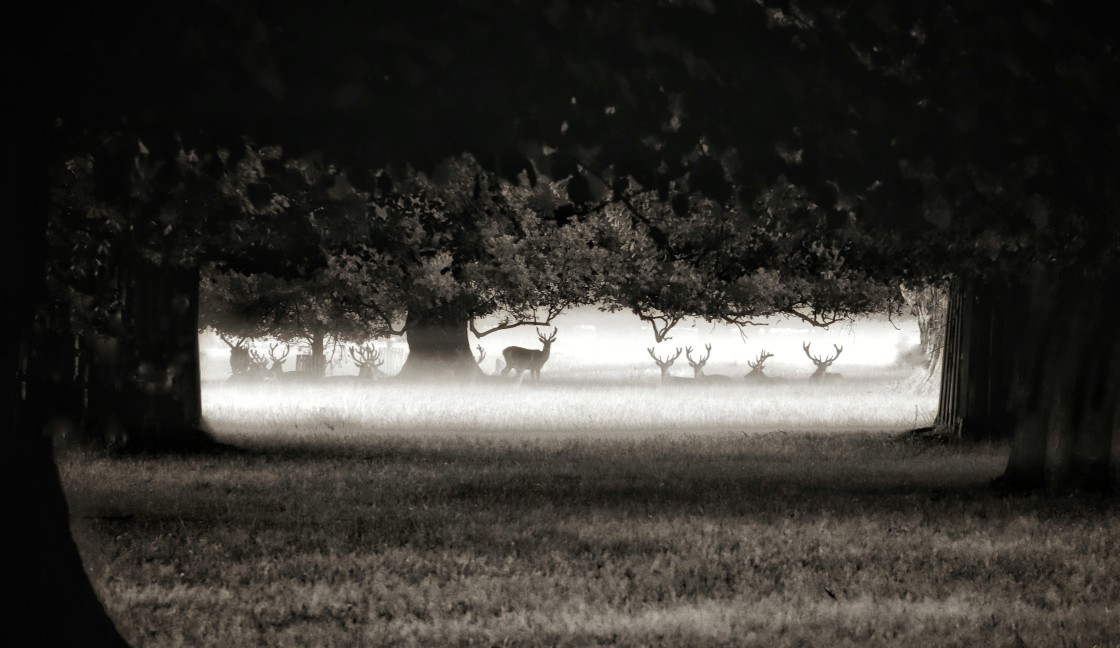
[269,342,290,362]
[475,344,486,365]
[218,333,249,349]
[537,327,558,343]
[747,350,774,369]
[647,346,683,366]
[349,343,384,367]
[802,342,843,365]
[248,347,269,370]
[801,342,842,373]
[686,343,712,368]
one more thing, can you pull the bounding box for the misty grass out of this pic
[56,380,1118,647]
[202,376,937,446]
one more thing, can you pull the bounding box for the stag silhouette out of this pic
[501,328,557,382]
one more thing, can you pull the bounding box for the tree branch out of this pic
[366,301,407,336]
[637,311,683,343]
[469,307,565,338]
[781,306,846,328]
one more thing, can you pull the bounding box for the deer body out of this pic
[501,329,557,381]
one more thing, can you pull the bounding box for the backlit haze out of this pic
[199,305,921,382]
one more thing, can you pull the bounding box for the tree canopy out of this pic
[34,2,1119,295]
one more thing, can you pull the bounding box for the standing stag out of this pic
[647,346,683,384]
[501,328,557,382]
[686,344,732,382]
[745,350,774,381]
[802,342,844,381]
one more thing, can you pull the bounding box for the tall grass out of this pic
[203,374,937,448]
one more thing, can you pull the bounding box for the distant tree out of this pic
[325,156,614,378]
[200,266,378,377]
[601,185,900,342]
[899,282,949,387]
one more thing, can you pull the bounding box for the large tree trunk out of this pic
[11,118,129,645]
[120,262,209,450]
[397,307,482,379]
[75,261,211,452]
[996,266,1119,491]
[935,277,1014,441]
[308,329,327,377]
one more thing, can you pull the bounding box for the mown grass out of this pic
[57,380,1119,647]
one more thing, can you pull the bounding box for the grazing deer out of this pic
[802,342,844,381]
[745,350,774,381]
[686,344,732,382]
[268,343,290,374]
[647,346,683,383]
[501,328,557,382]
[349,343,385,379]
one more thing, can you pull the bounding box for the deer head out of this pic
[219,334,253,375]
[802,342,843,380]
[685,343,712,378]
[349,343,384,379]
[537,327,558,348]
[746,350,774,379]
[247,347,270,374]
[647,346,683,383]
[268,343,290,373]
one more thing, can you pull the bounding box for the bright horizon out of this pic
[200,305,922,382]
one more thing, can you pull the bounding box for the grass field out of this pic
[57,377,1120,647]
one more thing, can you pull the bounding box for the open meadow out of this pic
[56,376,1120,647]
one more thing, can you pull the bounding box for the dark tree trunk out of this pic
[936,277,1014,441]
[28,327,87,443]
[995,266,1119,491]
[308,329,327,377]
[11,118,129,644]
[122,262,208,450]
[398,307,482,379]
[938,270,1118,490]
[936,281,964,432]
[75,261,211,452]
